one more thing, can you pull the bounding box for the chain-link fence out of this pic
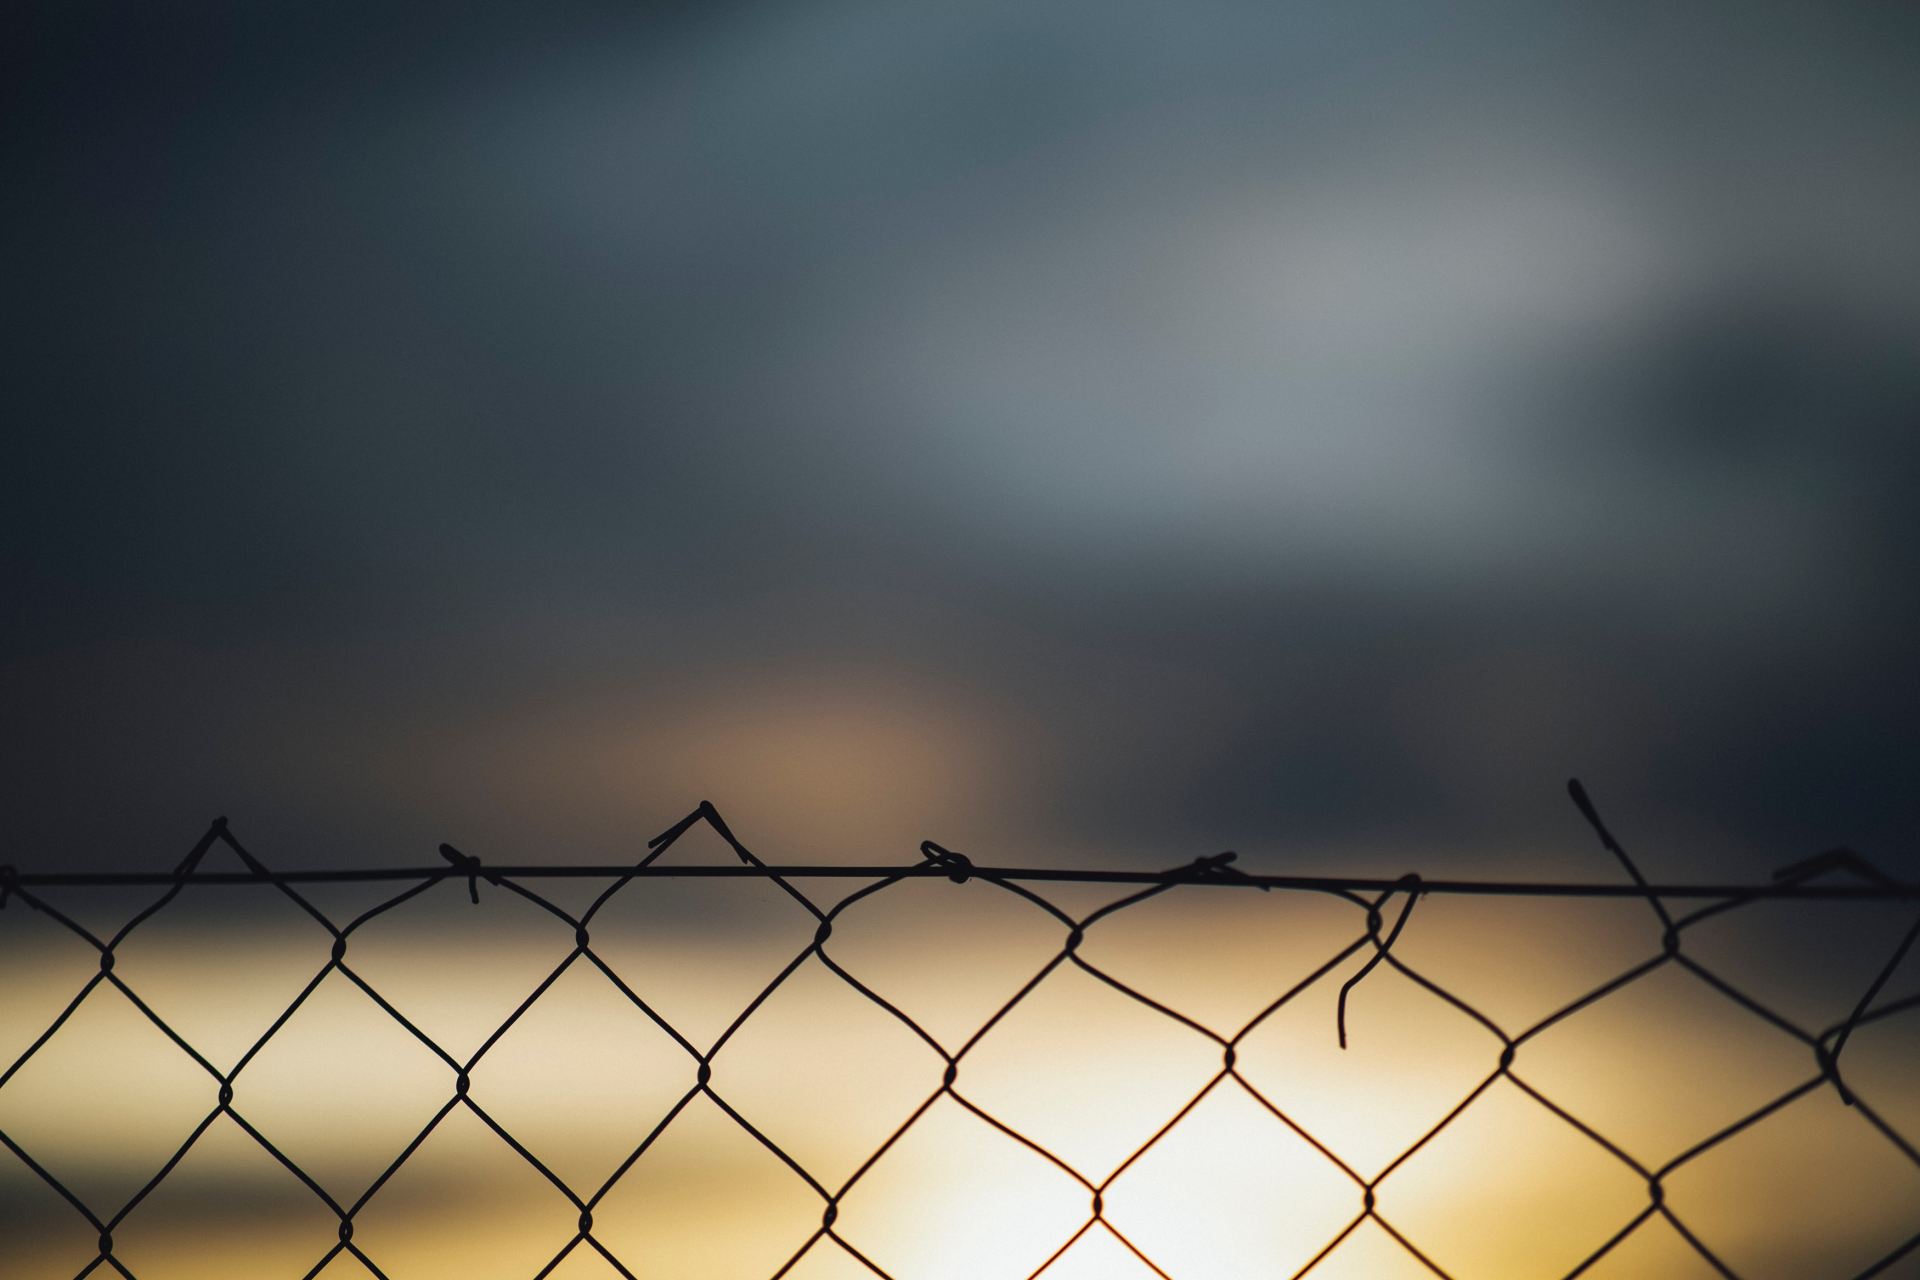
[3,783,1918,1280]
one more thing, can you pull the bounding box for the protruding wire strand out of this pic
[1,801,1915,1280]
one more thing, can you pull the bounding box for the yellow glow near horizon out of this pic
[3,870,1918,1280]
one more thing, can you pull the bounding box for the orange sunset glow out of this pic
[9,3,1920,1276]
[5,814,1916,1279]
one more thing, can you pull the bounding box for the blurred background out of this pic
[5,0,1920,1275]
[5,0,1918,879]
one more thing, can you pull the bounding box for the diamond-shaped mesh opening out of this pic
[0,982,215,1212]
[1068,883,1365,1035]
[466,955,695,1192]
[709,957,941,1188]
[820,875,1066,1047]
[345,1103,580,1280]
[1662,1086,1920,1280]
[1513,961,1814,1167]
[1235,956,1498,1177]
[103,859,331,1071]
[1102,1077,1360,1279]
[339,884,578,1058]
[954,958,1223,1179]
[229,968,454,1199]
[833,1094,1090,1280]
[583,868,820,1051]
[1381,1077,1649,1279]
[108,1115,339,1280]
[588,1092,827,1277]
[1388,893,1657,1031]
[4,804,1917,1278]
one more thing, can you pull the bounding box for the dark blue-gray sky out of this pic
[6,0,1918,877]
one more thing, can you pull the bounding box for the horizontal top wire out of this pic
[9,863,1918,897]
[3,786,1918,1280]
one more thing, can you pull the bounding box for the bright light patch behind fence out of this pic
[2,801,1918,1279]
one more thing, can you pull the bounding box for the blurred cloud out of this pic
[4,0,1919,874]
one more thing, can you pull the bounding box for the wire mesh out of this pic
[3,784,1918,1280]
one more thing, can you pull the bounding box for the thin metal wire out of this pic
[2,782,1917,1280]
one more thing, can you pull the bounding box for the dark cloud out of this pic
[5,0,1918,880]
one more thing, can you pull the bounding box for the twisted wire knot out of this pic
[438,843,499,904]
[919,841,973,884]
[1175,851,1268,890]
[1337,872,1424,1049]
[1814,1040,1856,1107]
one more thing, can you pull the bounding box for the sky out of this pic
[7,6,1920,1270]
[5,0,1920,882]
[5,840,1919,1278]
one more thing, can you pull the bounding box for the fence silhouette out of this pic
[3,781,1918,1280]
